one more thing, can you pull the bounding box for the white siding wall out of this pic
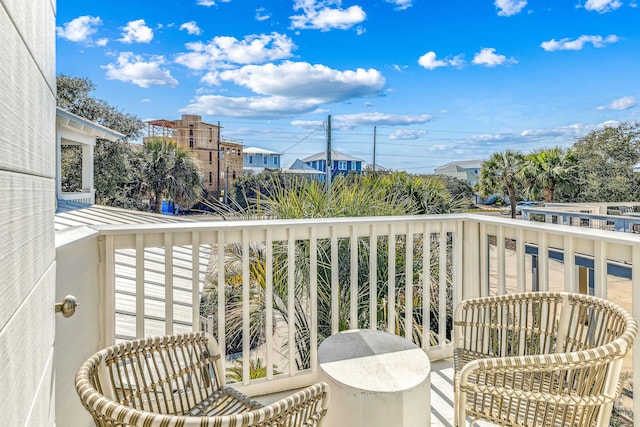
[55,228,102,426]
[0,0,57,425]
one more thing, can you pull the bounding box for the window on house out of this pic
[273,157,278,165]
[351,162,356,170]
[263,156,268,165]
[209,151,212,164]
[338,161,347,170]
[209,171,212,183]
[249,155,253,164]
[232,171,236,179]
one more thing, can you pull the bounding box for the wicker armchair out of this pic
[75,332,329,426]
[454,292,637,427]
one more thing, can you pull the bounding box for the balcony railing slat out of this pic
[243,229,251,384]
[516,229,525,293]
[538,231,549,291]
[331,226,339,335]
[632,245,640,427]
[310,227,318,374]
[497,227,506,295]
[287,228,296,378]
[405,222,414,341]
[350,225,358,329]
[369,224,377,330]
[564,235,576,293]
[438,224,446,345]
[423,221,431,351]
[104,235,116,345]
[265,229,274,380]
[480,223,488,295]
[388,223,397,333]
[164,233,174,335]
[191,232,200,332]
[217,231,226,360]
[594,240,607,299]
[135,234,144,336]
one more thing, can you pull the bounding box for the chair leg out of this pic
[454,389,465,427]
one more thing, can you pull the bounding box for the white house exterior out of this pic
[243,146,281,175]
[434,159,483,187]
[56,107,124,205]
[1,0,57,425]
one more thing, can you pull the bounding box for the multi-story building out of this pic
[144,115,243,200]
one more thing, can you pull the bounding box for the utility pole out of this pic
[326,115,332,191]
[216,121,221,201]
[225,164,229,205]
[373,126,377,173]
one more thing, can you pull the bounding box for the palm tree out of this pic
[522,147,577,202]
[479,150,526,218]
[201,173,459,370]
[142,139,203,213]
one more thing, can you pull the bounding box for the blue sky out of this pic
[56,0,640,173]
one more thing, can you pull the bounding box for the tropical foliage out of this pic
[478,122,640,206]
[201,173,459,370]
[478,150,526,218]
[142,140,203,213]
[520,147,577,202]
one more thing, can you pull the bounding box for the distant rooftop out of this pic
[244,147,281,155]
[435,159,484,170]
[302,150,364,163]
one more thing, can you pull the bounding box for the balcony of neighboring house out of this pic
[55,212,640,426]
[56,107,124,205]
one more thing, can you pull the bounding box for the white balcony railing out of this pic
[59,190,95,205]
[68,214,640,425]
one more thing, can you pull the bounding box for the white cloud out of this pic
[56,16,102,43]
[103,52,178,88]
[334,112,432,127]
[291,120,325,128]
[584,0,623,13]
[96,38,109,46]
[180,21,202,35]
[181,94,321,118]
[389,129,427,140]
[256,8,271,21]
[175,32,296,70]
[217,61,385,102]
[418,51,465,70]
[472,48,517,67]
[596,96,637,110]
[182,61,386,119]
[494,0,527,16]
[386,0,413,11]
[119,19,154,44]
[540,34,619,51]
[418,52,447,70]
[290,0,366,31]
[197,0,216,6]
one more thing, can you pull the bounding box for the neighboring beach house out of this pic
[243,146,281,175]
[433,159,483,187]
[302,150,364,181]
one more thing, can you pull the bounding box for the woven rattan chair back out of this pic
[76,332,329,426]
[453,292,637,427]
